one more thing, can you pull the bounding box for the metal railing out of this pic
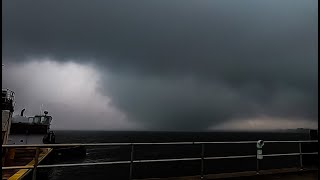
[2,140,318,180]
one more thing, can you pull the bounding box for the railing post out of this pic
[256,158,259,174]
[256,143,259,175]
[200,143,205,179]
[299,142,303,170]
[256,140,264,175]
[129,144,134,180]
[32,147,40,180]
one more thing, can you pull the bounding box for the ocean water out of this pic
[44,131,314,180]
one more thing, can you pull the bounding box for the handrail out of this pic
[2,140,318,148]
[2,140,318,180]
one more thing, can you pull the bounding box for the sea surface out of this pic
[44,131,314,180]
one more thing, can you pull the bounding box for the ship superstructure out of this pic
[2,89,54,179]
[8,110,55,145]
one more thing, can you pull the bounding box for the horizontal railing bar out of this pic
[134,157,201,163]
[37,161,131,168]
[2,143,133,148]
[205,155,256,160]
[2,140,317,148]
[3,158,203,170]
[2,165,34,170]
[2,161,132,170]
[263,153,301,157]
[194,141,257,144]
[135,142,197,145]
[302,152,318,155]
[264,140,318,143]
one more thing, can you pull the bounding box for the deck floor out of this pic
[2,148,52,180]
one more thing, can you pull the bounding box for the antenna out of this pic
[40,104,44,115]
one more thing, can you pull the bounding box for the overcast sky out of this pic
[2,0,318,131]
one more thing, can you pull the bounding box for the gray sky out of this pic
[2,0,318,130]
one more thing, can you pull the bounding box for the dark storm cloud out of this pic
[3,0,317,130]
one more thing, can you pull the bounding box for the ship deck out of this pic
[2,148,52,180]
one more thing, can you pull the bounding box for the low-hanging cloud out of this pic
[2,0,318,130]
[2,60,140,130]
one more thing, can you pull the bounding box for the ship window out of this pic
[40,117,45,124]
[44,116,52,124]
[20,140,23,142]
[34,117,41,124]
[28,117,34,124]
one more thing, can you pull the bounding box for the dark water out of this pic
[44,131,314,180]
